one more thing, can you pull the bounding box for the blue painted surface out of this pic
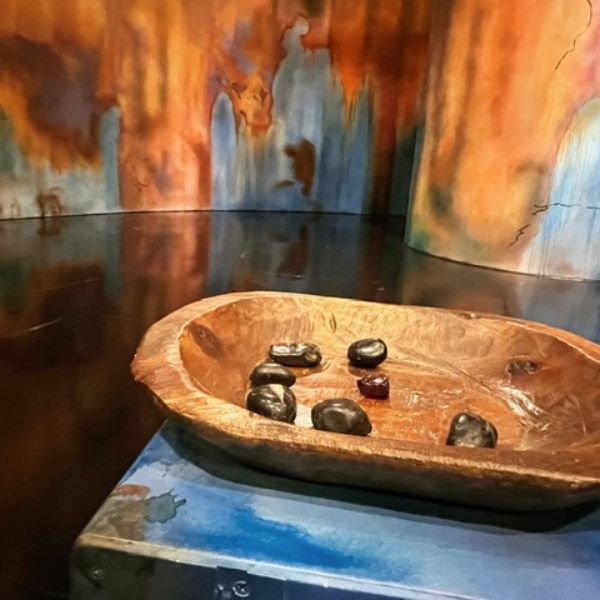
[84,420,600,599]
[0,106,120,219]
[211,18,374,214]
[0,109,22,175]
[521,97,600,279]
[99,106,121,212]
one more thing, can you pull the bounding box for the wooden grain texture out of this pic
[132,292,600,510]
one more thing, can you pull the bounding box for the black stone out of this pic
[246,384,296,423]
[446,412,498,448]
[311,398,372,436]
[250,362,296,387]
[347,338,387,368]
[269,342,322,367]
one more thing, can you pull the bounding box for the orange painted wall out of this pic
[0,0,430,218]
[407,0,600,279]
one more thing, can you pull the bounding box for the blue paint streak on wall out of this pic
[211,94,238,211]
[0,105,120,219]
[272,19,329,211]
[328,85,372,213]
[0,109,24,176]
[100,106,121,212]
[522,97,600,279]
[211,18,374,213]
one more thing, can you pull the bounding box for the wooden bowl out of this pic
[132,292,600,510]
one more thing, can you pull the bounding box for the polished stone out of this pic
[269,342,322,368]
[446,413,498,449]
[311,398,372,436]
[348,338,387,368]
[250,362,296,387]
[246,384,297,423]
[357,374,390,399]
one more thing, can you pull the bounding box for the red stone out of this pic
[357,374,389,399]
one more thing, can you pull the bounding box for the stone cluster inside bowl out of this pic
[134,292,600,509]
[178,295,596,452]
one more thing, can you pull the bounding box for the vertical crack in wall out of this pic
[555,0,593,71]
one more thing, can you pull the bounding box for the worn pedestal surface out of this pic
[73,419,600,600]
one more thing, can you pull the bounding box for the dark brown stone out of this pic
[250,362,296,387]
[447,412,498,448]
[348,338,387,368]
[269,342,322,367]
[311,398,372,436]
[246,384,296,423]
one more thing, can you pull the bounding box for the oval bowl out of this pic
[132,291,600,510]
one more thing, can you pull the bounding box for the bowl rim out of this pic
[132,291,600,494]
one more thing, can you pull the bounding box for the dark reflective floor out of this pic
[2,211,600,598]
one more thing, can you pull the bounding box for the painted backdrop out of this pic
[406,0,600,280]
[0,0,430,219]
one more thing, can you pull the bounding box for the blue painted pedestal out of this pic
[72,420,600,599]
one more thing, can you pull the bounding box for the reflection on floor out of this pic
[1,211,600,598]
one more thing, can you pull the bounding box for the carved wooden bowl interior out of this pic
[132,292,600,510]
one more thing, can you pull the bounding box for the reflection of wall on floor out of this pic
[0,214,122,314]
[0,0,431,220]
[3,211,599,346]
[398,247,600,342]
[0,214,166,596]
[206,213,368,297]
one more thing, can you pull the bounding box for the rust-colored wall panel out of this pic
[407,0,600,279]
[0,0,430,218]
